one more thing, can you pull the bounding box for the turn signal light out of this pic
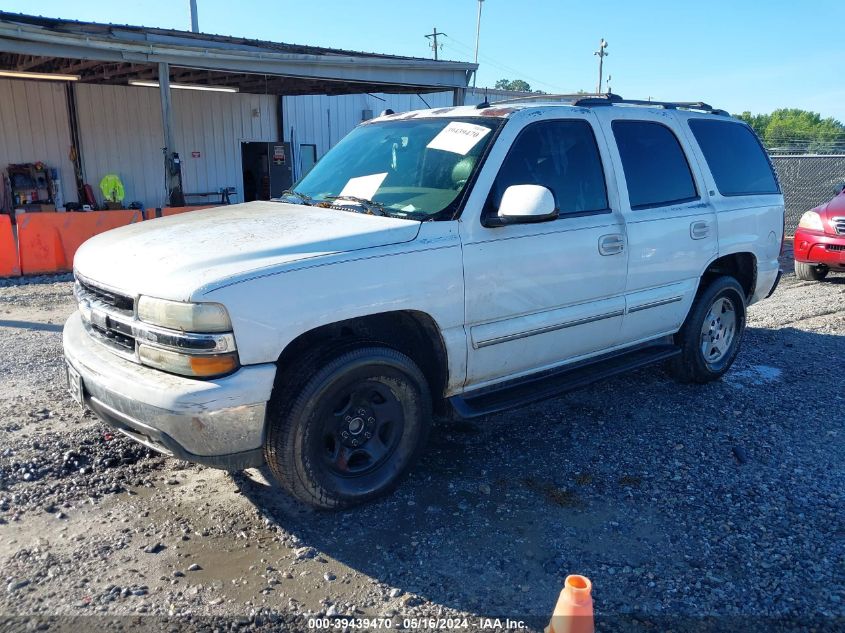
[189,354,240,377]
[138,344,239,378]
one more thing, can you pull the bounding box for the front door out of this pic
[461,114,629,389]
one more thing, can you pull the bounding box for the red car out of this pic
[793,184,845,280]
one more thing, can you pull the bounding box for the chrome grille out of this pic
[76,277,134,315]
[833,217,845,235]
[74,276,139,360]
[73,274,237,366]
[86,320,136,354]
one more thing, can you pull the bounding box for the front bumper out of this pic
[63,311,276,470]
[793,228,845,269]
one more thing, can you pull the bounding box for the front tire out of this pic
[794,261,829,281]
[264,346,431,509]
[668,276,746,384]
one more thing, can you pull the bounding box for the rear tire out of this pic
[794,261,829,281]
[668,276,746,384]
[264,346,431,509]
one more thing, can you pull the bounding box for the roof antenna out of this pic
[475,87,489,109]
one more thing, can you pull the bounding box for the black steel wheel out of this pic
[264,346,431,509]
[314,380,406,478]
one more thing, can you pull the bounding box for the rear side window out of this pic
[612,120,698,209]
[688,119,779,196]
[485,119,609,216]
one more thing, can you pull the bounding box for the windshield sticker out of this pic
[338,173,388,200]
[426,122,491,155]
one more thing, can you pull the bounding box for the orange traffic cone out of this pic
[547,575,594,633]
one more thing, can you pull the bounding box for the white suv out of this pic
[64,94,784,509]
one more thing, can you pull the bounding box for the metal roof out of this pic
[0,12,477,95]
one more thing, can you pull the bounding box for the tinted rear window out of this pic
[612,121,698,209]
[688,119,779,196]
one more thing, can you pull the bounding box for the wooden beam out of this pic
[16,55,50,71]
[60,59,108,74]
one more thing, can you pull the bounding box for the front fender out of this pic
[200,223,468,393]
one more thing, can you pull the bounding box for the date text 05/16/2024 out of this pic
[307,618,527,630]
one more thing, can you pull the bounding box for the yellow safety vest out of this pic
[99,174,125,202]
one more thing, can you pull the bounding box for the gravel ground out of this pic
[0,259,843,633]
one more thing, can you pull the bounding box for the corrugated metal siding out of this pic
[75,83,165,208]
[76,85,279,207]
[282,89,535,171]
[282,91,455,160]
[2,81,528,211]
[172,90,278,201]
[0,78,76,206]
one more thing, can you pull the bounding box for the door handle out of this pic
[599,234,625,256]
[690,220,711,240]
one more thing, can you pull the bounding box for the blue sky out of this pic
[2,0,843,121]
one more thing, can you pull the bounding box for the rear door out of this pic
[593,108,717,344]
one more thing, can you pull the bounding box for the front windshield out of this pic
[288,117,502,219]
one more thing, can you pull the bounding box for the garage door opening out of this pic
[241,142,293,202]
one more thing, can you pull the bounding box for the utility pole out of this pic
[188,0,199,32]
[594,38,608,94]
[425,27,445,60]
[473,0,484,88]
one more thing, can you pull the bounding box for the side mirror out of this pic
[486,184,558,227]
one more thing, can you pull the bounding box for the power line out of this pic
[444,37,551,86]
[440,34,565,91]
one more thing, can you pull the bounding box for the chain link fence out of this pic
[770,155,845,235]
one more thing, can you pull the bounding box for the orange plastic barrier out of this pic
[17,210,144,275]
[144,205,218,220]
[0,214,21,277]
[547,575,594,633]
[14,206,223,276]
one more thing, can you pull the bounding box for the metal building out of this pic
[0,12,478,212]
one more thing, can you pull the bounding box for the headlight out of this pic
[137,296,232,332]
[798,211,824,232]
[138,345,239,377]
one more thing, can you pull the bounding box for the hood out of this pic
[816,190,845,234]
[73,201,421,300]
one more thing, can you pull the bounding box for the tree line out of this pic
[734,109,845,153]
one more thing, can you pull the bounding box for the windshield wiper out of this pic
[324,195,388,216]
[277,190,314,205]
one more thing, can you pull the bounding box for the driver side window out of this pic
[484,119,610,217]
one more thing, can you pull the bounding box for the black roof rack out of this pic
[489,92,729,116]
[487,92,618,105]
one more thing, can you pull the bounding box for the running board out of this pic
[449,343,681,418]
